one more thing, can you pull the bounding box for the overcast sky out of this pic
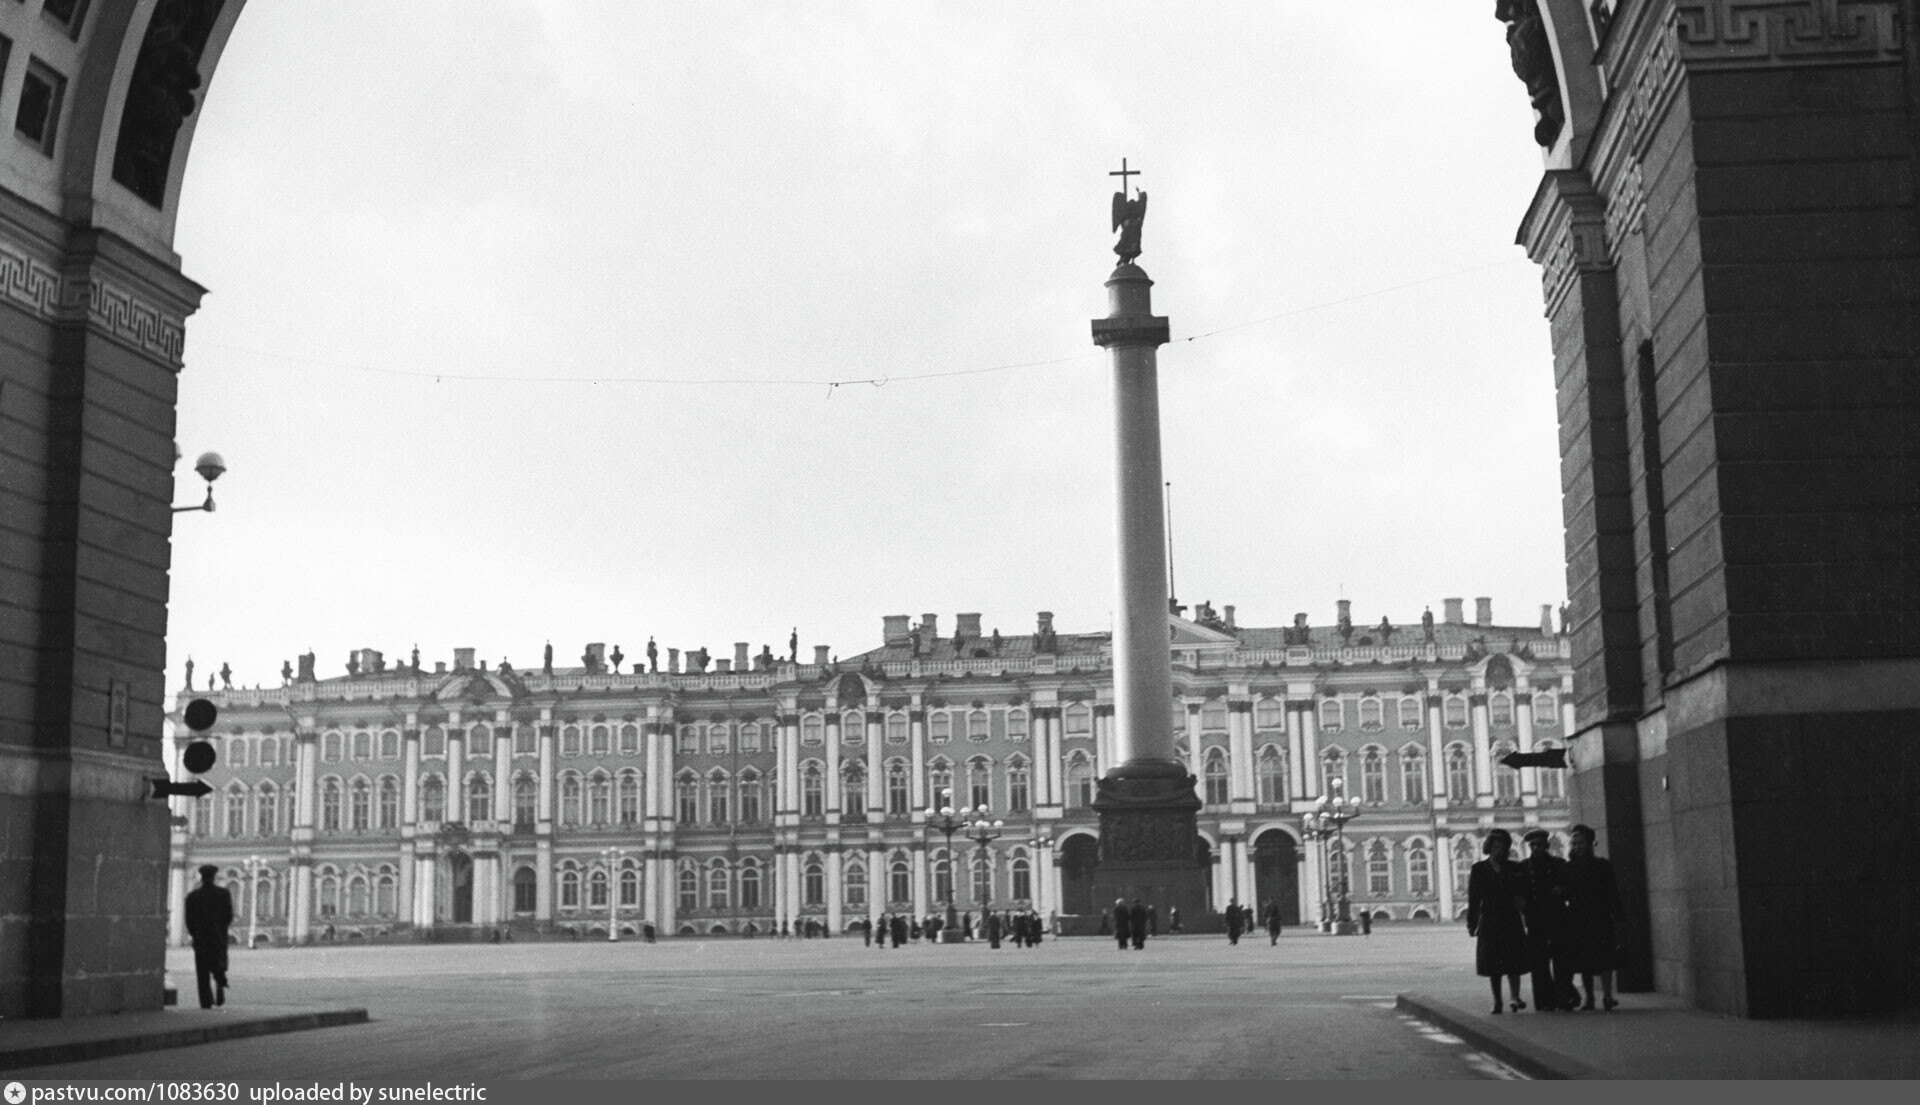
[165,1,1565,688]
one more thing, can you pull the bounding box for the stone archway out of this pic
[1056,834,1098,916]
[1251,829,1300,926]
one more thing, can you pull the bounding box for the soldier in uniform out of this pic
[184,864,234,1009]
[1519,827,1575,1011]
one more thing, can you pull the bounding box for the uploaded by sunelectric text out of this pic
[252,1087,485,1103]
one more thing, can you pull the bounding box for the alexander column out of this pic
[1087,162,1209,922]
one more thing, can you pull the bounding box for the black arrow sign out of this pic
[1500,749,1568,770]
[150,777,214,799]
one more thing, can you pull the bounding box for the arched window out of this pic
[842,762,865,816]
[886,760,910,815]
[616,863,638,907]
[967,709,990,742]
[319,779,340,832]
[420,776,445,823]
[932,850,952,904]
[929,711,952,743]
[676,773,699,823]
[971,851,992,905]
[322,732,341,763]
[380,729,399,759]
[1536,742,1565,800]
[889,852,912,903]
[886,713,909,745]
[737,769,760,823]
[317,872,339,917]
[423,727,445,756]
[256,783,277,836]
[1532,691,1558,724]
[844,855,867,908]
[1361,747,1386,804]
[1443,695,1468,729]
[194,793,212,837]
[257,737,276,767]
[1007,757,1031,812]
[1199,701,1227,731]
[801,716,823,747]
[350,778,371,829]
[589,724,610,756]
[927,760,953,809]
[560,774,582,826]
[1010,850,1032,901]
[1446,745,1472,803]
[513,867,538,913]
[708,722,731,754]
[707,861,730,909]
[803,855,825,906]
[230,737,249,769]
[619,724,640,755]
[513,724,535,755]
[1400,746,1428,805]
[1257,745,1287,804]
[226,783,249,837]
[1203,750,1229,805]
[739,861,761,909]
[1493,742,1519,802]
[347,875,369,916]
[467,774,491,823]
[514,776,537,827]
[1328,846,1350,898]
[1453,837,1478,896]
[352,730,372,760]
[1006,710,1029,742]
[1321,748,1347,798]
[560,866,581,910]
[1367,840,1391,895]
[618,771,641,824]
[677,725,698,754]
[1065,755,1094,809]
[560,725,581,756]
[585,772,611,825]
[375,869,397,915]
[709,769,731,824]
[742,720,765,753]
[801,762,824,817]
[1407,840,1433,897]
[588,867,609,909]
[1358,696,1383,731]
[677,863,698,912]
[1318,697,1343,731]
[1490,692,1514,728]
[377,776,399,828]
[967,757,992,810]
[469,725,492,757]
[843,712,865,745]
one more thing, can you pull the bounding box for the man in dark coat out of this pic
[184,865,234,1009]
[1563,824,1626,1010]
[1225,898,1244,945]
[1129,899,1148,950]
[1112,898,1131,951]
[1263,899,1282,945]
[1518,828,1574,1011]
[985,910,1003,949]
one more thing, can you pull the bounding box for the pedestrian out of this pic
[1129,898,1148,950]
[1563,824,1625,1011]
[1168,905,1183,934]
[1112,897,1132,951]
[1359,909,1372,936]
[1099,906,1112,936]
[1147,902,1159,936]
[1263,899,1282,945]
[644,921,656,944]
[1225,898,1243,945]
[986,910,1003,949]
[962,911,973,941]
[892,913,907,948]
[184,864,233,1010]
[1519,827,1576,1010]
[1467,828,1529,1014]
[862,917,873,946]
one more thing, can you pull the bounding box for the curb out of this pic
[1,1009,370,1072]
[1396,994,1606,1080]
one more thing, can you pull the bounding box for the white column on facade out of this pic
[1183,702,1202,787]
[294,729,318,829]
[167,861,187,946]
[1210,838,1229,908]
[788,848,803,922]
[1045,710,1064,805]
[1094,707,1111,776]
[826,847,844,933]
[657,851,676,934]
[909,710,927,811]
[1515,680,1538,804]
[867,844,884,927]
[1561,688,1576,737]
[1239,838,1257,905]
[535,839,552,923]
[402,728,420,825]
[1029,707,1051,805]
[824,713,842,816]
[538,711,556,825]
[1298,701,1320,800]
[1436,833,1457,920]
[1302,834,1323,924]
[1427,689,1448,808]
[911,844,928,918]
[416,854,437,926]
[1470,688,1493,804]
[1228,700,1255,800]
[493,715,512,822]
[445,717,465,823]
[1285,703,1306,800]
[646,851,664,929]
[866,713,884,814]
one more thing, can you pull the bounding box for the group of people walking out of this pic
[861,910,1049,948]
[1220,899,1292,945]
[1467,824,1626,1014]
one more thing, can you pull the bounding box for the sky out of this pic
[165,1,1566,690]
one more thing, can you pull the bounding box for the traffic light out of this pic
[152,697,219,799]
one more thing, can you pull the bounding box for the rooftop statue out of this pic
[1109,158,1147,265]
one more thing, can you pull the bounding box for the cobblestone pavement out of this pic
[20,928,1519,1080]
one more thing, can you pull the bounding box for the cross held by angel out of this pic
[1110,158,1148,265]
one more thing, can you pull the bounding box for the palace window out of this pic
[886,713,909,745]
[588,773,611,824]
[226,784,249,837]
[588,868,608,909]
[1321,749,1347,797]
[1255,698,1284,730]
[1203,750,1229,806]
[967,710,990,742]
[619,865,639,908]
[1401,696,1424,730]
[1318,698,1343,732]
[1065,755,1094,809]
[845,856,867,908]
[514,777,537,827]
[744,721,767,752]
[1401,747,1428,805]
[927,761,953,809]
[801,716,823,747]
[707,862,729,910]
[317,874,339,918]
[424,727,445,756]
[376,871,397,916]
[677,865,697,912]
[555,725,577,756]
[1361,747,1386,805]
[1407,840,1433,897]
[249,784,273,836]
[618,771,641,824]
[381,729,400,759]
[1453,837,1477,896]
[1328,848,1350,898]
[1007,759,1030,812]
[843,712,865,746]
[1006,710,1028,742]
[739,862,761,909]
[619,724,639,755]
[351,779,372,829]
[469,775,492,823]
[967,758,992,810]
[1358,697,1383,731]
[1493,742,1519,802]
[889,853,912,903]
[971,853,992,905]
[1010,851,1031,901]
[709,722,731,755]
[802,762,824,817]
[514,725,535,755]
[1443,695,1468,729]
[1532,691,1558,724]
[322,733,342,763]
[320,779,341,831]
[678,726,698,754]
[561,866,582,910]
[1490,693,1514,729]
[1367,841,1391,895]
[259,737,278,767]
[843,763,865,817]
[1445,745,1472,802]
[1257,745,1287,804]
[735,770,757,823]
[803,856,824,907]
[513,867,538,913]
[676,774,699,824]
[929,712,952,743]
[588,725,609,756]
[1065,704,1093,738]
[1537,742,1565,800]
[353,731,371,760]
[420,776,445,823]
[1200,701,1227,731]
[560,775,582,826]
[887,760,910,815]
[933,852,952,904]
[709,770,730,824]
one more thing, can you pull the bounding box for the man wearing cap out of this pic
[185,865,234,1009]
[1518,828,1574,1011]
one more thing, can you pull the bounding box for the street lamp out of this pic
[1305,776,1362,934]
[601,845,627,942]
[242,854,267,948]
[961,808,1004,932]
[923,789,969,941]
[172,449,227,514]
[1300,811,1336,930]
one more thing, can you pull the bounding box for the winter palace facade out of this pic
[167,598,1574,943]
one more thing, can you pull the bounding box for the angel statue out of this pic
[1112,188,1148,264]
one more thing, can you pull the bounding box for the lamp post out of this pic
[242,854,267,948]
[601,845,627,942]
[172,449,227,514]
[1300,813,1336,931]
[962,809,1004,934]
[1305,776,1362,934]
[923,789,968,941]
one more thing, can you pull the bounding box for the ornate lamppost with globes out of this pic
[923,789,971,942]
[962,808,1004,935]
[1302,775,1362,935]
[242,854,267,948]
[601,845,627,942]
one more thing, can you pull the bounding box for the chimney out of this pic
[435,661,448,675]
[1336,599,1352,627]
[1223,605,1236,630]
[716,659,732,673]
[1293,613,1308,629]
[1475,597,1493,626]
[883,614,911,645]
[668,647,680,674]
[1037,611,1054,634]
[358,648,381,675]
[585,643,606,670]
[734,642,749,670]
[454,647,475,671]
[956,613,982,640]
[813,645,832,666]
[920,613,939,639]
[1540,604,1554,635]
[1443,598,1464,625]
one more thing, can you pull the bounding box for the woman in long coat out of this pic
[1563,824,1625,1010]
[1466,828,1529,1014]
